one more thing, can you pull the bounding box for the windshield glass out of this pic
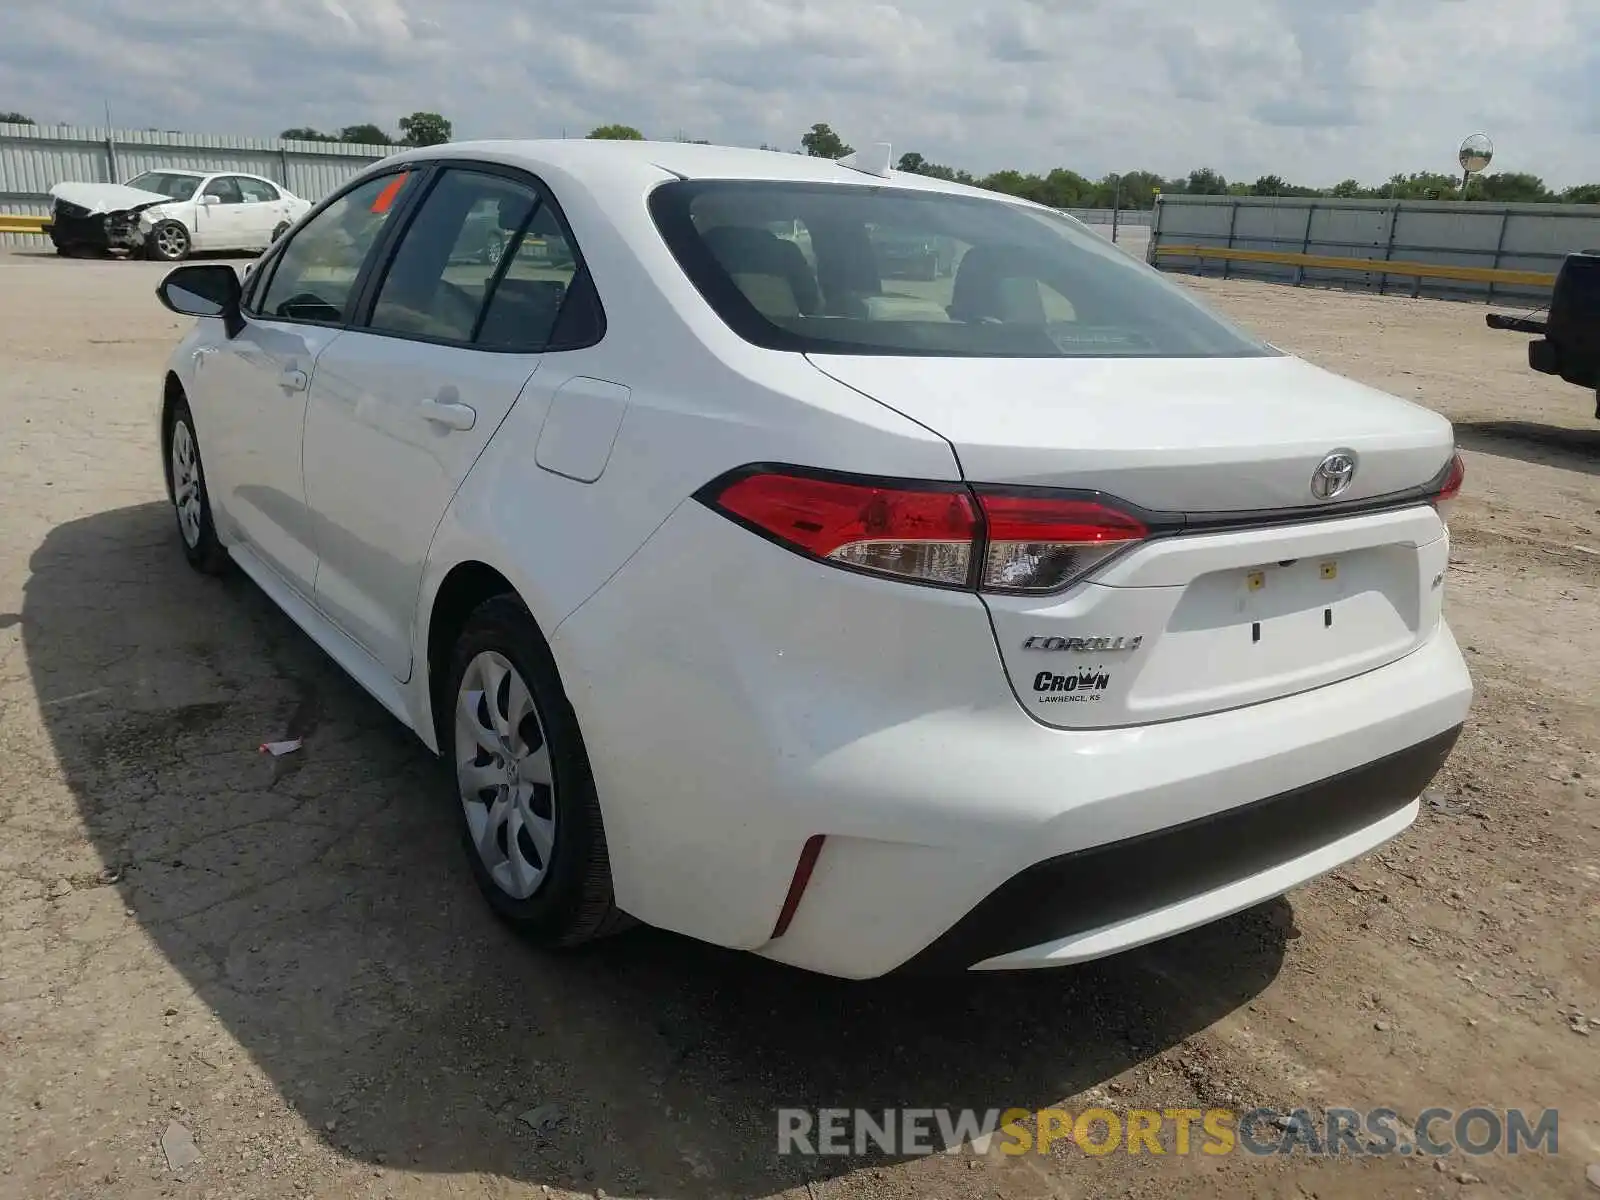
[649,180,1274,359]
[127,172,202,201]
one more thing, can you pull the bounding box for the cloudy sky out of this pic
[4,0,1596,187]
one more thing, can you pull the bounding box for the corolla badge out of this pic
[1310,449,1358,500]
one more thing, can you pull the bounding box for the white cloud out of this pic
[3,0,1596,186]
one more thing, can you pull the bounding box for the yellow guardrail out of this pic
[1152,243,1556,288]
[0,213,51,234]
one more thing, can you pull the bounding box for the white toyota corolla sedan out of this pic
[153,139,1473,979]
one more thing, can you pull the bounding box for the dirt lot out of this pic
[1,250,1596,1200]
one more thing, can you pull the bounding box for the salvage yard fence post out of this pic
[0,121,394,247]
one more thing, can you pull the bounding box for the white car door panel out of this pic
[302,336,540,679]
[201,168,424,596]
[199,320,341,593]
[299,165,577,680]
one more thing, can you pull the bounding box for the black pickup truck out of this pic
[1487,250,1600,419]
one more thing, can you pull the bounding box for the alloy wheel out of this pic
[157,224,188,259]
[455,650,557,900]
[170,419,203,549]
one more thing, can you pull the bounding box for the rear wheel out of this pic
[444,595,628,946]
[165,398,229,574]
[146,220,191,262]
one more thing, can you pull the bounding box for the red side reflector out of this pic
[771,834,826,939]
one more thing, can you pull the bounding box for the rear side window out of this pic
[237,177,281,203]
[649,180,1274,359]
[362,165,603,352]
[369,170,542,344]
[258,171,416,324]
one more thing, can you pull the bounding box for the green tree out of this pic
[0,111,35,125]
[1561,184,1600,204]
[1475,172,1551,203]
[896,151,927,174]
[1330,179,1368,198]
[340,123,393,145]
[588,124,644,140]
[398,111,452,147]
[1251,174,1287,197]
[800,123,852,159]
[280,126,336,141]
[1185,167,1229,195]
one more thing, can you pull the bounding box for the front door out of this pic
[301,166,575,678]
[201,169,422,595]
[194,176,252,250]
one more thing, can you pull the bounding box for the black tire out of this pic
[444,595,629,947]
[270,221,290,244]
[164,397,229,575]
[146,219,191,262]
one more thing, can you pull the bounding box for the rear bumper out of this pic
[894,724,1459,974]
[554,500,1473,979]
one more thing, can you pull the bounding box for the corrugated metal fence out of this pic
[1148,194,1600,305]
[0,121,392,247]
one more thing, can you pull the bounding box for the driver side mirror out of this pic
[199,193,222,206]
[156,264,244,338]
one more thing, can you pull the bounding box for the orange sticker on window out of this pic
[370,173,409,214]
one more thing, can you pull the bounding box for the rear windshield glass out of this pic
[127,172,202,201]
[649,180,1274,359]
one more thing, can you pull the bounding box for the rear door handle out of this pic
[279,367,309,392]
[419,397,477,431]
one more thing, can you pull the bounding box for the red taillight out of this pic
[701,468,1148,593]
[977,493,1148,593]
[711,471,979,586]
[1431,451,1465,524]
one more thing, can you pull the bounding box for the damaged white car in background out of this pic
[48,169,310,261]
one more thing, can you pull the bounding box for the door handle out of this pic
[419,397,477,431]
[279,367,309,392]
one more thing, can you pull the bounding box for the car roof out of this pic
[382,139,1043,209]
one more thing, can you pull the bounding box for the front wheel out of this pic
[445,595,628,947]
[146,219,191,262]
[165,398,229,574]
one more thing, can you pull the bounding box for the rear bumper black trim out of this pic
[890,724,1463,975]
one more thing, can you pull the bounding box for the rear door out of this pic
[194,175,251,249]
[300,164,582,679]
[234,175,291,245]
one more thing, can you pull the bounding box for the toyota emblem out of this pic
[1310,450,1358,500]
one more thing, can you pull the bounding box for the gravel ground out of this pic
[0,249,1596,1200]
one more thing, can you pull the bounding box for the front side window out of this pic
[202,177,244,205]
[650,180,1274,359]
[258,171,416,324]
[127,171,202,201]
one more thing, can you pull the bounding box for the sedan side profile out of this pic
[155,140,1472,979]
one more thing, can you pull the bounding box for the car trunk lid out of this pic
[807,352,1456,728]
